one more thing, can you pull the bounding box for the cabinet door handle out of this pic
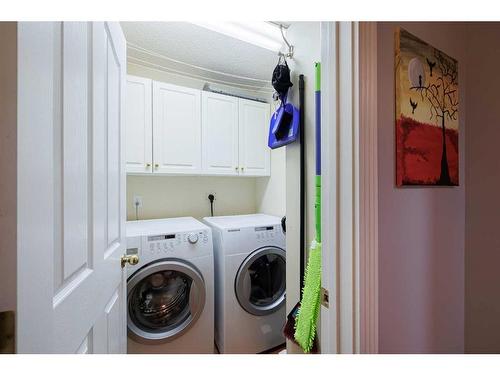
[154,163,159,169]
[235,166,239,172]
[240,167,244,172]
[146,163,151,168]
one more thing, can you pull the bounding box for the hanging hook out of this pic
[278,24,294,59]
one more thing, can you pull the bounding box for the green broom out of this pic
[294,62,322,353]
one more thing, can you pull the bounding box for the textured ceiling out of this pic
[121,22,279,87]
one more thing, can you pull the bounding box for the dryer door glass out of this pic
[127,260,206,343]
[235,247,286,316]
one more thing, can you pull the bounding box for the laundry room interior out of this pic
[9,2,500,372]
[120,22,321,354]
[10,9,500,364]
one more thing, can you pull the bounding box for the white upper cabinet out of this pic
[238,98,271,176]
[125,75,152,173]
[153,81,202,174]
[202,91,239,175]
[125,76,270,177]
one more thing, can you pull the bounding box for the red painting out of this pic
[395,29,459,186]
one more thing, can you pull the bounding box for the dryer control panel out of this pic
[254,225,279,243]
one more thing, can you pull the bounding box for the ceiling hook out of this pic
[278,24,294,59]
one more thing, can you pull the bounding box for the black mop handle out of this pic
[299,74,305,296]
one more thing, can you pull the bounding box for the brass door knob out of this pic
[121,254,139,268]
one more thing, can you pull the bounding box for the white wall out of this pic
[127,175,257,220]
[256,147,286,217]
[126,63,286,220]
[0,22,17,317]
[284,22,321,352]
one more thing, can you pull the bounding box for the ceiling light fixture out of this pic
[189,21,285,52]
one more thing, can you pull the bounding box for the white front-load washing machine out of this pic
[126,217,214,353]
[203,214,286,354]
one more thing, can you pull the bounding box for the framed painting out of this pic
[395,28,459,186]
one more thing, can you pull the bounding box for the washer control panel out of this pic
[188,233,199,244]
[254,225,278,242]
[146,230,209,255]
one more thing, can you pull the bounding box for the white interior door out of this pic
[153,82,202,174]
[238,98,271,176]
[125,75,152,174]
[17,22,127,354]
[201,91,239,175]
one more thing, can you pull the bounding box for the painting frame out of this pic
[395,28,459,187]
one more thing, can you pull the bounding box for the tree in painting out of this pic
[395,29,459,186]
[410,50,458,184]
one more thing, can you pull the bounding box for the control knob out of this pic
[187,233,199,244]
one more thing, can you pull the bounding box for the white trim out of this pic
[337,21,358,354]
[319,21,338,354]
[127,43,274,93]
[359,21,379,354]
[320,21,363,354]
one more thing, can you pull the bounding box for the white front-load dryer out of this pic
[203,214,286,354]
[126,217,214,354]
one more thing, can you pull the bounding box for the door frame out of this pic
[319,21,379,354]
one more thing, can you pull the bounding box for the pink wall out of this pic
[377,22,466,353]
[464,23,500,354]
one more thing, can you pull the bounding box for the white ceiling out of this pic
[121,22,280,89]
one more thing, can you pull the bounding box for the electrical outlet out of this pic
[133,195,143,208]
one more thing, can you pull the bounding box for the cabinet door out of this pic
[202,92,239,175]
[238,98,271,176]
[125,75,152,174]
[153,82,202,174]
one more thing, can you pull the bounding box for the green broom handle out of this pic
[315,62,321,242]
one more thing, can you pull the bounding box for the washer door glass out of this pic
[127,260,205,343]
[235,247,286,316]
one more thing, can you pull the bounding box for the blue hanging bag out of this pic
[268,58,300,149]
